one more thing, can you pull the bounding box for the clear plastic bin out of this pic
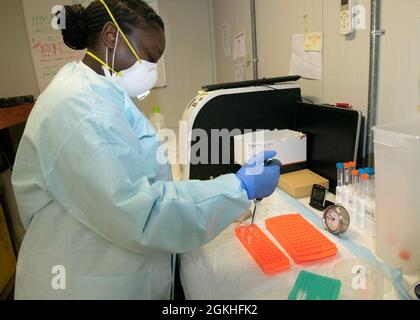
[373,121,420,274]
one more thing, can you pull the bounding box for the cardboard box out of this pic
[279,169,329,199]
[0,203,16,294]
[234,129,307,166]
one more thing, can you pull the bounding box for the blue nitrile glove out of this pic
[235,151,281,200]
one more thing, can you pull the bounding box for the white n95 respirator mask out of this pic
[102,30,158,100]
[85,0,160,100]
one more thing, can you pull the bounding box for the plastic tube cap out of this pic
[361,174,369,181]
[336,163,344,169]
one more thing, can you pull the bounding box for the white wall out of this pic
[0,0,214,130]
[0,0,38,98]
[322,0,371,115]
[377,0,420,125]
[212,0,371,111]
[255,0,324,103]
[138,0,215,129]
[0,0,39,152]
[210,0,420,125]
[211,0,253,83]
[2,0,419,131]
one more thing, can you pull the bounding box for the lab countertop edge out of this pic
[0,104,35,130]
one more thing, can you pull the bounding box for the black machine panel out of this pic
[189,88,302,180]
[294,102,364,192]
[188,89,364,195]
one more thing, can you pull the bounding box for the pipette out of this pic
[250,200,259,226]
[250,159,282,226]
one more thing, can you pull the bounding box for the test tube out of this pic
[358,169,366,195]
[359,174,369,216]
[366,168,376,219]
[344,162,352,186]
[351,170,360,194]
[342,164,353,209]
[350,170,360,215]
[360,174,369,198]
[336,163,344,187]
[367,168,376,199]
[349,162,356,178]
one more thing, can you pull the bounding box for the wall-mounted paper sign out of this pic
[235,63,245,82]
[222,21,232,57]
[233,31,247,61]
[290,34,323,80]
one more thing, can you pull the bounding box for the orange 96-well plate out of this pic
[235,224,291,275]
[266,214,337,264]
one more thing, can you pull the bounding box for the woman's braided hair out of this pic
[62,0,164,50]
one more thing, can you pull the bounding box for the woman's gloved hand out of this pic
[235,151,281,201]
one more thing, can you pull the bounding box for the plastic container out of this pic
[149,106,165,132]
[373,121,420,274]
[332,259,386,300]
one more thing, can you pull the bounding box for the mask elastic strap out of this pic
[111,30,120,76]
[85,50,122,76]
[99,0,142,63]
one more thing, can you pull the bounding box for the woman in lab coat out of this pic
[12,0,280,300]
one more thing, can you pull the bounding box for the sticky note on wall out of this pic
[304,32,323,52]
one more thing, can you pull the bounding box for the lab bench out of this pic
[177,183,419,300]
[0,103,34,299]
[0,103,34,164]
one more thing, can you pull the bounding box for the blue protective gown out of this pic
[11,61,250,300]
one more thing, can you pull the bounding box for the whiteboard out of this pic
[22,0,166,93]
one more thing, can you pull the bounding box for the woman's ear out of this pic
[102,21,118,49]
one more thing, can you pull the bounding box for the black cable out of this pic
[264,85,315,104]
